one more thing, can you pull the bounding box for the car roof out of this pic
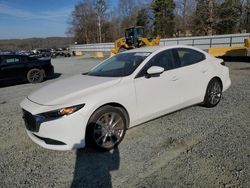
[122,45,206,54]
[123,46,162,53]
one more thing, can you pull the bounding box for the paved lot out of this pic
[0,56,249,187]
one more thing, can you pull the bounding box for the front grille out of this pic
[22,110,40,132]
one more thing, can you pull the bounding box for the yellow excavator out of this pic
[111,26,160,55]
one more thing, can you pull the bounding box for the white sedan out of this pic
[20,46,231,151]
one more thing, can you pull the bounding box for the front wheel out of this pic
[27,68,44,83]
[86,106,127,151]
[203,78,222,108]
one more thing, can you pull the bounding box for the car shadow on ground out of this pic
[46,73,62,80]
[71,147,120,188]
[0,73,62,88]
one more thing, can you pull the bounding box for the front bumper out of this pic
[21,100,88,150]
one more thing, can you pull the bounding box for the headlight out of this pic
[40,104,85,119]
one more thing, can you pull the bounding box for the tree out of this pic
[68,0,98,44]
[118,0,138,18]
[192,0,217,36]
[151,0,176,37]
[95,0,107,43]
[242,0,250,32]
[118,0,140,29]
[174,0,196,36]
[246,0,250,32]
[215,0,242,34]
[136,7,154,35]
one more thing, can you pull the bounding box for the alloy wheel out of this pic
[93,112,125,149]
[208,81,222,105]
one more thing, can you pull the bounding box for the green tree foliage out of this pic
[192,0,217,36]
[136,7,154,36]
[215,0,242,34]
[151,0,176,37]
[65,0,250,45]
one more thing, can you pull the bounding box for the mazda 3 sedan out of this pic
[20,46,231,151]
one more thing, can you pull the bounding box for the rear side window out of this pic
[176,48,205,67]
[20,56,28,62]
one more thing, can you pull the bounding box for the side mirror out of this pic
[146,66,164,76]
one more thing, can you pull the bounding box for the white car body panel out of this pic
[20,45,231,150]
[28,74,121,106]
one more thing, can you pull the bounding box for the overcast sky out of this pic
[0,0,116,39]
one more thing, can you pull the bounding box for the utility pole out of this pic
[95,0,106,43]
[182,0,187,36]
[207,0,214,35]
[98,15,102,43]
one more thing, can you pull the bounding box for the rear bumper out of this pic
[45,66,54,77]
[222,66,231,92]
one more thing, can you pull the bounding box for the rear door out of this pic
[172,48,209,104]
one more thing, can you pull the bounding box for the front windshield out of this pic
[88,52,150,77]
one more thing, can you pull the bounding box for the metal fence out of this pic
[69,33,250,52]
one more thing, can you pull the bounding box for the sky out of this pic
[0,0,117,39]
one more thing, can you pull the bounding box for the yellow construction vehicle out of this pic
[111,26,160,55]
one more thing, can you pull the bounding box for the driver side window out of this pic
[136,49,176,78]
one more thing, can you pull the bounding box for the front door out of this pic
[134,49,183,121]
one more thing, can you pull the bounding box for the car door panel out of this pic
[134,71,178,122]
[133,49,185,122]
[0,56,27,82]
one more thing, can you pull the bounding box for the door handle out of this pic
[171,76,179,81]
[201,69,208,73]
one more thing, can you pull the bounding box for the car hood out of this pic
[28,74,121,106]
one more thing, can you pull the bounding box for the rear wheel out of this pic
[203,78,222,107]
[27,68,44,83]
[86,106,127,151]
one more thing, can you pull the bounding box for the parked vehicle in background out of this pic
[0,54,54,84]
[20,45,231,151]
[51,48,71,58]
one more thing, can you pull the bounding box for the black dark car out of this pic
[0,54,54,84]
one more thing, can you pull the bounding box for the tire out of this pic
[86,106,127,151]
[203,78,222,108]
[27,68,44,83]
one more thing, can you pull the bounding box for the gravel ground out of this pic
[0,56,249,188]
